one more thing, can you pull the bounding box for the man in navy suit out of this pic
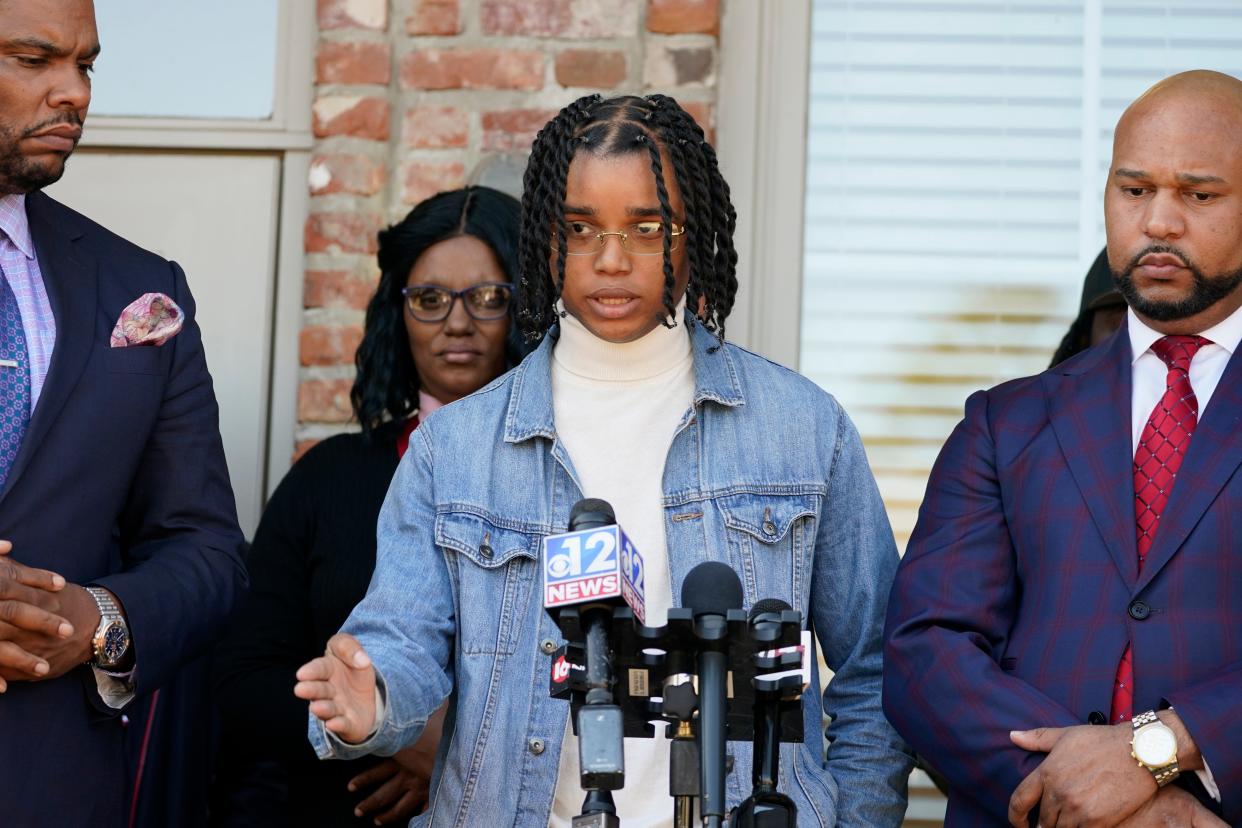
[0,1,245,824]
[885,70,1242,827]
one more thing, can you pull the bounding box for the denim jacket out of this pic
[310,317,913,827]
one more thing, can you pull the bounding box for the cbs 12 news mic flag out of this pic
[542,523,646,625]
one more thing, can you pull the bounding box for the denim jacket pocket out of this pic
[436,508,540,656]
[717,490,822,609]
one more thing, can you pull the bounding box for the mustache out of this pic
[21,113,84,139]
[1124,243,1192,273]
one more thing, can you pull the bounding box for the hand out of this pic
[348,751,429,825]
[348,702,448,823]
[1117,786,1228,827]
[22,583,99,679]
[0,540,81,690]
[294,633,377,744]
[1008,723,1156,827]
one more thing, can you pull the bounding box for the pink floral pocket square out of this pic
[110,293,184,347]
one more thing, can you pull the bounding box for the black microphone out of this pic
[543,498,640,826]
[733,599,798,828]
[680,562,744,828]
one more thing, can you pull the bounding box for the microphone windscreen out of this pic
[748,598,792,621]
[681,561,744,615]
[568,498,616,531]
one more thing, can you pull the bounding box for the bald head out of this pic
[1105,70,1242,335]
[1117,70,1242,140]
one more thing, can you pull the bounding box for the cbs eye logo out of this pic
[547,554,573,578]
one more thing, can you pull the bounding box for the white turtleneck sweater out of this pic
[547,302,696,828]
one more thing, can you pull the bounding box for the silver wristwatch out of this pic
[1130,709,1180,787]
[85,586,131,670]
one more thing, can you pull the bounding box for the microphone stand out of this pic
[733,603,800,828]
[730,689,795,827]
[697,618,729,828]
[573,604,623,828]
[662,661,699,828]
[573,791,619,828]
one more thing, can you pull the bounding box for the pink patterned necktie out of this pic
[1110,334,1209,724]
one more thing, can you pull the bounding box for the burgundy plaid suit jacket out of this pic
[883,325,1242,825]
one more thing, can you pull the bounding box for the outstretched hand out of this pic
[294,633,378,745]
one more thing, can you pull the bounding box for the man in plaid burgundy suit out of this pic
[884,70,1242,827]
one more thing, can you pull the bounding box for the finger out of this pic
[354,771,404,816]
[0,559,65,593]
[325,714,366,742]
[295,658,331,683]
[1037,794,1061,828]
[308,698,343,722]
[0,577,63,610]
[1010,727,1064,753]
[293,678,339,701]
[0,540,11,555]
[0,675,6,693]
[0,640,50,678]
[1009,770,1043,827]
[348,760,397,793]
[375,787,425,824]
[0,599,74,639]
[327,633,371,670]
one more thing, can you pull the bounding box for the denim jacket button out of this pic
[539,638,557,655]
[528,738,546,755]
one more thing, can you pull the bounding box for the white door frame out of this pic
[78,1,315,503]
[716,0,812,369]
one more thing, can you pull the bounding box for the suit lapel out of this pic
[0,192,97,503]
[1045,330,1139,585]
[1136,343,1242,592]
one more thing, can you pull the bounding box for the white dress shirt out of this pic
[1128,304,1242,452]
[1125,303,1242,801]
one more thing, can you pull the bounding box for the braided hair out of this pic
[515,94,739,343]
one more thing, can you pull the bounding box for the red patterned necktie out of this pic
[1110,334,1209,724]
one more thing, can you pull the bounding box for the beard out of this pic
[0,115,79,194]
[1111,244,1242,322]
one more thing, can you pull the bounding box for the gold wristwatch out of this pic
[1130,710,1180,787]
[85,586,131,670]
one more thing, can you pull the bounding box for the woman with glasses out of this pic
[296,96,911,827]
[212,186,529,826]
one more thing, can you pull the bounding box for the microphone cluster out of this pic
[544,499,809,828]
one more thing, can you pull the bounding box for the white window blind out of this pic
[801,0,1242,553]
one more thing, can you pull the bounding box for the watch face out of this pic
[1134,725,1177,766]
[101,623,130,664]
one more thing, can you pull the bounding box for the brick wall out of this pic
[297,0,722,455]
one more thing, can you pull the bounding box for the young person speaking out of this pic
[296,94,912,827]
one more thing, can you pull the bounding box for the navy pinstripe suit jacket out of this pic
[0,193,245,827]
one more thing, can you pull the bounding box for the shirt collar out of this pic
[504,311,744,443]
[1128,302,1242,364]
[0,193,34,259]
